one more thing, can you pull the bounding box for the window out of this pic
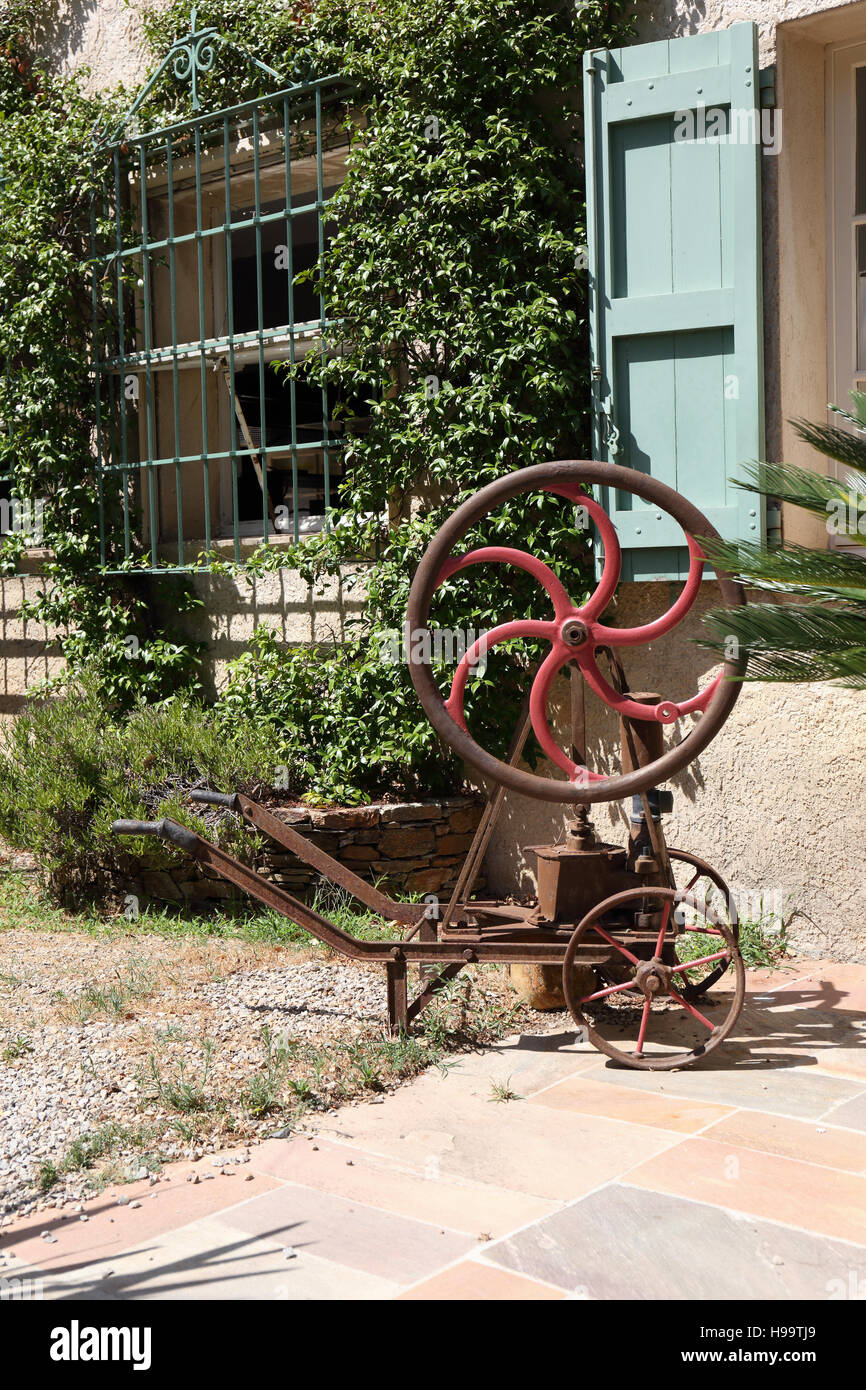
[828,41,866,413]
[90,22,355,569]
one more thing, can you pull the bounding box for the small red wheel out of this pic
[406,460,746,803]
[561,887,745,1071]
[667,848,739,999]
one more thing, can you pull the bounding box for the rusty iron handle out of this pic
[112,819,166,836]
[111,819,200,853]
[189,790,240,810]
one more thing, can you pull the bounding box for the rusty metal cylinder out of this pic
[618,692,664,774]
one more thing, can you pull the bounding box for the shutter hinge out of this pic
[766,499,782,547]
[759,64,776,108]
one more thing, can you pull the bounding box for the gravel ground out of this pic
[0,926,546,1222]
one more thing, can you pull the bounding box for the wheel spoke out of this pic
[668,984,715,1031]
[653,899,672,957]
[589,922,640,966]
[444,618,556,731]
[541,485,622,620]
[591,534,706,648]
[529,648,606,783]
[671,950,729,974]
[634,997,653,1056]
[436,546,574,619]
[580,978,639,1004]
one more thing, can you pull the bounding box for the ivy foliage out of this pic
[0,0,635,804]
[0,1,204,707]
[142,0,635,796]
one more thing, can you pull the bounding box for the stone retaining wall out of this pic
[259,798,485,901]
[126,797,485,908]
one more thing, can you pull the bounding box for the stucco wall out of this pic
[32,0,161,91]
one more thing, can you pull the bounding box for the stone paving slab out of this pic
[4,957,866,1301]
[44,1215,399,1301]
[217,1182,475,1284]
[1,1165,281,1278]
[580,1051,865,1119]
[247,1134,557,1237]
[398,1260,564,1300]
[313,1066,680,1201]
[484,1184,866,1300]
[701,1108,866,1173]
[823,1092,866,1133]
[625,1136,866,1244]
[528,1074,734,1133]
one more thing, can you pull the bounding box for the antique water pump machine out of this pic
[114,460,748,1071]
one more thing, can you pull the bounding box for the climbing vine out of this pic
[0,0,635,795]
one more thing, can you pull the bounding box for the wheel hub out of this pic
[634,957,672,1000]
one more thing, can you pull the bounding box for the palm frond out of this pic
[699,537,866,597]
[829,389,866,428]
[791,419,866,480]
[719,647,866,685]
[729,459,863,527]
[703,601,866,652]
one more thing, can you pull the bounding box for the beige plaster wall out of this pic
[170,564,368,697]
[32,0,162,91]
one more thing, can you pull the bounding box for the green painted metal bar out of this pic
[316,85,331,531]
[96,439,341,476]
[98,318,340,371]
[112,148,132,559]
[253,103,269,541]
[103,201,334,261]
[166,135,184,568]
[194,121,211,552]
[137,141,158,567]
[224,114,241,563]
[283,95,299,544]
[104,77,352,150]
[89,168,106,567]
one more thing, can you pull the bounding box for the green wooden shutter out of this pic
[584,22,765,581]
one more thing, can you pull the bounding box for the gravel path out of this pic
[0,928,539,1222]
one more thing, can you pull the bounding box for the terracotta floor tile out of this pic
[625,1137,866,1243]
[703,1108,866,1173]
[249,1135,556,1236]
[398,1261,563,1300]
[528,1074,733,1133]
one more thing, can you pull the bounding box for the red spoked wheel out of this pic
[562,887,745,1071]
[406,460,746,803]
[667,848,739,1000]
